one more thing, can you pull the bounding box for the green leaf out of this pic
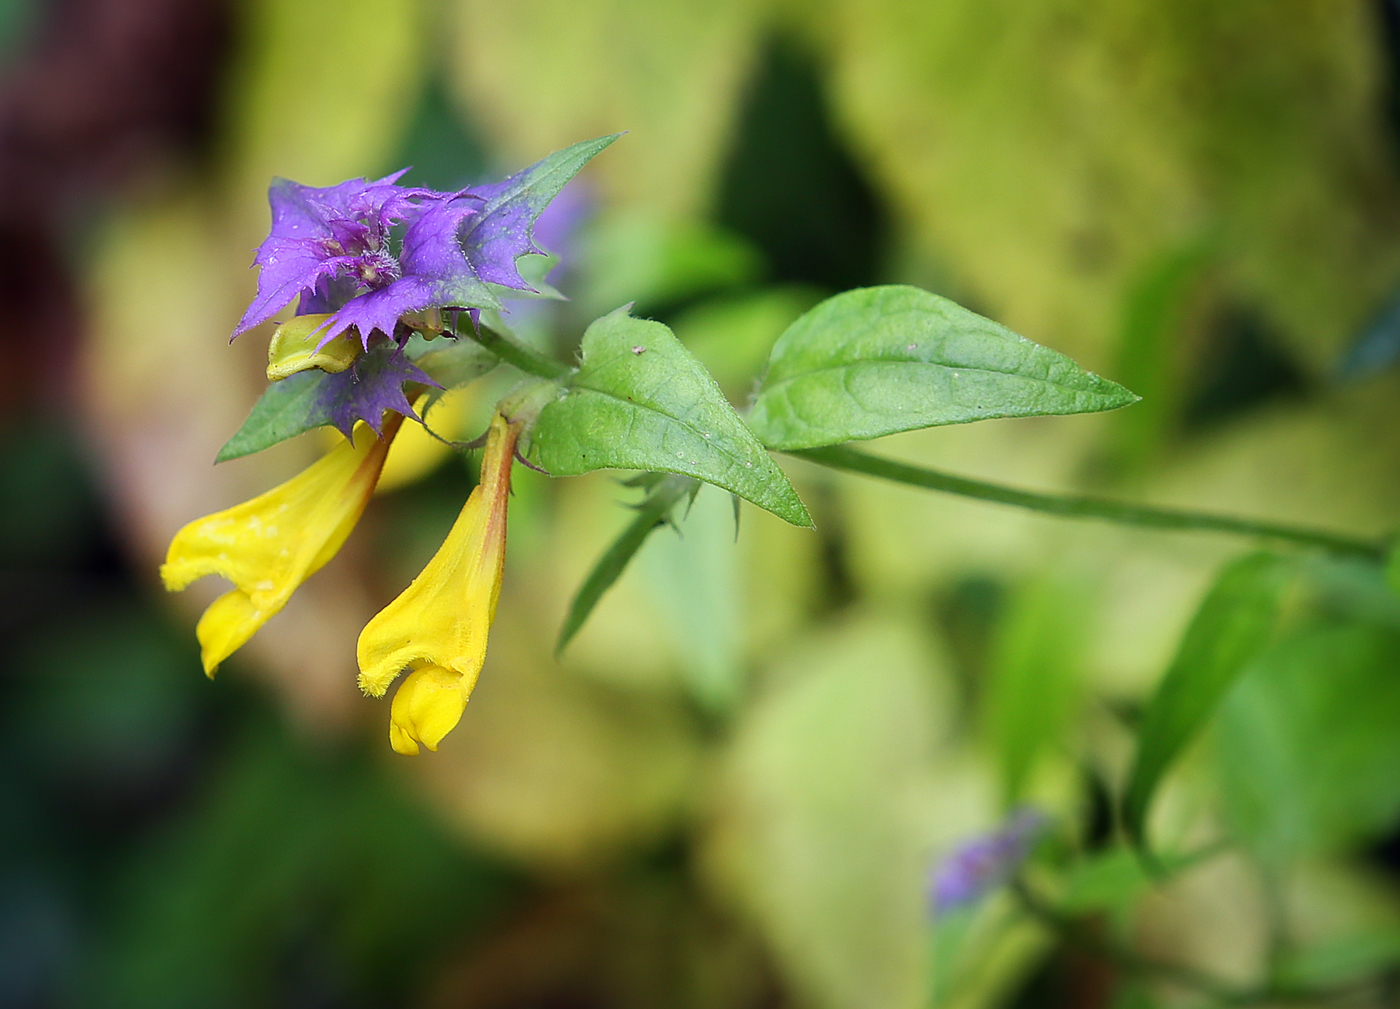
[1218,621,1400,863]
[1057,849,1151,915]
[1122,552,1293,852]
[983,570,1088,804]
[216,337,497,462]
[533,307,813,527]
[1276,928,1400,988]
[747,285,1139,451]
[216,369,331,463]
[556,474,698,655]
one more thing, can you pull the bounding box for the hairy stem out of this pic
[796,445,1386,560]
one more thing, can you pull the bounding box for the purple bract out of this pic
[929,809,1047,914]
[232,149,596,347]
[233,169,431,341]
[226,136,616,436]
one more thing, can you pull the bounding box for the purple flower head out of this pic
[320,192,488,345]
[929,809,1048,915]
[232,169,427,339]
[232,136,620,352]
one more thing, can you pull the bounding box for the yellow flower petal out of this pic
[162,415,402,674]
[194,589,266,677]
[389,665,470,755]
[358,414,520,722]
[266,313,362,380]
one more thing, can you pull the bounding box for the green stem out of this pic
[556,476,697,654]
[463,322,572,380]
[796,445,1386,560]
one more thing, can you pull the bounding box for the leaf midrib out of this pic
[568,367,766,480]
[760,354,1109,400]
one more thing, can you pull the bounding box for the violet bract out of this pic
[929,808,1048,914]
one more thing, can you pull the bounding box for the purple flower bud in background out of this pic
[929,808,1048,915]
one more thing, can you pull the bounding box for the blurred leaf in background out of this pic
[11,0,1400,1006]
[1218,619,1400,864]
[84,721,512,1009]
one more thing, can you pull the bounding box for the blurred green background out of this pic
[5,0,1400,1006]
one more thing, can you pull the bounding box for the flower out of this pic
[230,144,608,352]
[357,411,520,754]
[160,415,404,675]
[321,192,492,346]
[232,171,427,341]
[928,808,1048,914]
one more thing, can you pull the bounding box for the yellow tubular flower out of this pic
[161,414,403,676]
[357,412,521,755]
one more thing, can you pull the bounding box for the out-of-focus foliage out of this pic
[1124,551,1294,851]
[448,0,765,219]
[705,618,970,1009]
[815,0,1400,371]
[5,0,1400,1006]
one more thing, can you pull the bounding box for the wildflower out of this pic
[161,415,404,675]
[929,808,1048,914]
[357,412,520,754]
[232,152,590,353]
[170,138,614,749]
[232,170,425,341]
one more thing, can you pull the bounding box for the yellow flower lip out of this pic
[161,414,403,676]
[358,412,522,753]
[388,665,469,755]
[266,313,362,381]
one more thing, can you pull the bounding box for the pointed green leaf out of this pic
[984,571,1088,805]
[216,337,497,462]
[532,307,813,527]
[216,370,332,463]
[1123,552,1294,851]
[748,285,1139,451]
[556,474,697,655]
[482,134,617,217]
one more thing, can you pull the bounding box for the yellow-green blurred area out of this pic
[6,0,1400,1005]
